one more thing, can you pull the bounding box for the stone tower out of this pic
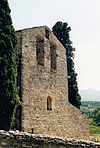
[16,26,89,140]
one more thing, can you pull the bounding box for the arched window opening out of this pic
[47,96,52,110]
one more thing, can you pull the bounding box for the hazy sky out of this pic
[8,0,100,91]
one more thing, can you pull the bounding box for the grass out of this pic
[80,102,100,142]
[90,134,100,142]
[90,125,100,142]
[90,125,100,135]
[89,118,100,142]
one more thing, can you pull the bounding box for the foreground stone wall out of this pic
[0,130,100,148]
[15,26,89,140]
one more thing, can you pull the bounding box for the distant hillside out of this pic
[80,89,100,101]
[80,101,100,116]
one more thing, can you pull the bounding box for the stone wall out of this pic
[0,130,100,148]
[15,26,89,140]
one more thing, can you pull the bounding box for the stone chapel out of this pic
[15,26,89,140]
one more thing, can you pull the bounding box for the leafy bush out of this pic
[90,125,100,135]
[91,108,100,126]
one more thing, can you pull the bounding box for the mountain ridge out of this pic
[80,88,100,101]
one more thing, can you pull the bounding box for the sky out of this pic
[8,0,100,91]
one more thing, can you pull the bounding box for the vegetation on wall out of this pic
[0,0,19,130]
[52,21,81,108]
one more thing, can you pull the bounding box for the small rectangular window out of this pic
[50,45,56,69]
[36,39,44,66]
[47,96,52,110]
[45,29,49,39]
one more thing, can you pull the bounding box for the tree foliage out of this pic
[91,108,100,127]
[80,101,100,117]
[0,0,19,130]
[52,21,81,108]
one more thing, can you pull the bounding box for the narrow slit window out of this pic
[47,96,52,110]
[45,29,49,39]
[50,45,56,69]
[36,39,44,66]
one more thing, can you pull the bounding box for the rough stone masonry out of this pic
[0,130,100,148]
[15,26,89,140]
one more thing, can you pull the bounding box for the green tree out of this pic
[0,0,19,130]
[91,108,100,126]
[52,21,81,108]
